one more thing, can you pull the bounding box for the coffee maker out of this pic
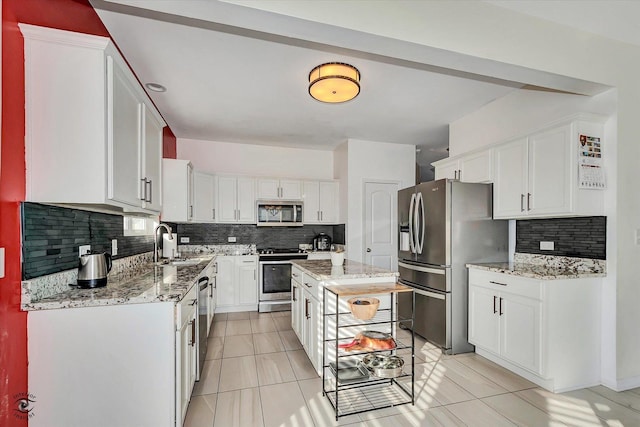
[312,233,332,251]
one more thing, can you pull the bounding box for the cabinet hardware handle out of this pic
[317,211,320,221]
[190,320,196,346]
[493,295,497,314]
[292,286,297,302]
[499,297,503,316]
[459,169,462,180]
[489,281,507,286]
[190,205,193,218]
[212,208,215,220]
[527,193,531,211]
[520,194,525,212]
[305,298,310,319]
[140,178,146,201]
[304,282,312,288]
[146,179,152,203]
[320,211,323,221]
[190,298,198,306]
[292,273,298,277]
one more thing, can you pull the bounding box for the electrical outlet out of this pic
[228,236,237,243]
[180,237,190,243]
[79,245,91,257]
[112,239,118,256]
[540,241,554,251]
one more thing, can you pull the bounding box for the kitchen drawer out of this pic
[301,274,321,300]
[291,266,304,286]
[176,283,198,329]
[469,269,542,300]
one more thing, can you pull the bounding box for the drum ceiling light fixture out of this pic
[308,62,360,103]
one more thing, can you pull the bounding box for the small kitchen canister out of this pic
[330,250,344,266]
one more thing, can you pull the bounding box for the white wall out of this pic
[337,139,415,262]
[177,138,334,179]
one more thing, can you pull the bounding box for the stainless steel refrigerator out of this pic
[397,179,508,354]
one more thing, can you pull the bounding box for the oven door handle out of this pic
[258,260,295,265]
[413,287,446,300]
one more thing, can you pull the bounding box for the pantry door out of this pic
[363,181,398,270]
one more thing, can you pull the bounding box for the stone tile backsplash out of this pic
[516,216,606,260]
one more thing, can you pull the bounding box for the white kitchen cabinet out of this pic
[302,288,320,370]
[215,255,258,312]
[303,180,339,224]
[21,24,165,214]
[217,175,256,223]
[468,268,601,392]
[493,117,604,219]
[433,150,493,183]
[162,159,194,222]
[176,283,198,425]
[193,171,217,222]
[291,268,303,340]
[257,178,302,200]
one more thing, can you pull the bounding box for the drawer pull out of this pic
[304,282,312,288]
[493,295,497,314]
[499,297,503,316]
[489,281,507,286]
[292,273,299,277]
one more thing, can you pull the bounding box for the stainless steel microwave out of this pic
[256,201,303,226]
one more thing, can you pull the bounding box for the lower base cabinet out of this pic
[28,284,199,427]
[215,255,258,312]
[468,268,601,392]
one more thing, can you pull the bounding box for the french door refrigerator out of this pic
[397,179,508,354]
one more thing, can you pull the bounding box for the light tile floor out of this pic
[186,311,640,426]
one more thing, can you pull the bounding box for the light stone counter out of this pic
[467,253,606,280]
[291,259,398,281]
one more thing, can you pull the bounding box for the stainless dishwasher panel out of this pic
[398,283,451,351]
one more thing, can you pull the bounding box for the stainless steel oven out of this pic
[258,249,307,312]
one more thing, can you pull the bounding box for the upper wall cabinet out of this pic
[493,117,605,219]
[21,24,165,214]
[257,178,302,200]
[303,180,339,224]
[433,150,493,183]
[217,176,256,223]
[161,159,194,222]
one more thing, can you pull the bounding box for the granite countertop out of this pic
[466,254,606,280]
[292,259,398,281]
[23,254,216,311]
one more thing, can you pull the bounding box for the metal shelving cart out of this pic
[322,283,415,420]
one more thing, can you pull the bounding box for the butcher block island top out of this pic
[291,259,399,281]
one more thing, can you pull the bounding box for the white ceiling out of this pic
[89,1,632,172]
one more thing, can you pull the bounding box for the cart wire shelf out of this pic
[324,380,413,418]
[322,308,414,328]
[325,337,413,358]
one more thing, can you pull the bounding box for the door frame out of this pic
[361,179,401,269]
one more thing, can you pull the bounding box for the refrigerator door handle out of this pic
[414,288,446,300]
[398,261,445,275]
[409,193,417,253]
[416,192,425,254]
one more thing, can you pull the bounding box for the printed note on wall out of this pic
[578,134,606,189]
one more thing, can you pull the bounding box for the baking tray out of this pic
[329,360,370,384]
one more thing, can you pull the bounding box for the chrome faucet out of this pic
[154,223,174,263]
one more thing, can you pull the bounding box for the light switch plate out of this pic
[79,245,91,257]
[180,237,190,243]
[112,239,118,256]
[228,236,237,243]
[0,248,5,279]
[540,241,554,251]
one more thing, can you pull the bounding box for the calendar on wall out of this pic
[578,134,606,189]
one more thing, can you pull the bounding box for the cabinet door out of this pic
[500,292,542,375]
[528,124,572,216]
[291,281,301,340]
[460,150,492,183]
[303,181,320,223]
[237,258,258,305]
[217,176,238,223]
[493,138,528,218]
[141,103,163,212]
[193,172,215,222]
[302,294,312,355]
[280,179,302,199]
[236,177,256,223]
[468,285,501,355]
[257,178,280,199]
[108,55,142,208]
[307,295,320,371]
[215,257,236,307]
[318,181,338,223]
[434,159,459,180]
[176,310,196,425]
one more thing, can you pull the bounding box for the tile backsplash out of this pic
[22,203,153,280]
[516,216,606,260]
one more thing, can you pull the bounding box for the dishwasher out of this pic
[197,275,210,380]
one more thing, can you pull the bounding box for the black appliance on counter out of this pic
[312,233,332,251]
[258,248,308,312]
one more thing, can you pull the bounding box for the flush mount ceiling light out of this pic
[145,82,166,93]
[308,62,360,103]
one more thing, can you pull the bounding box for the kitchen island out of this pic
[22,252,218,427]
[290,259,399,373]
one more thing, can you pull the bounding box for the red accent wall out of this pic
[163,126,177,159]
[0,1,175,424]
